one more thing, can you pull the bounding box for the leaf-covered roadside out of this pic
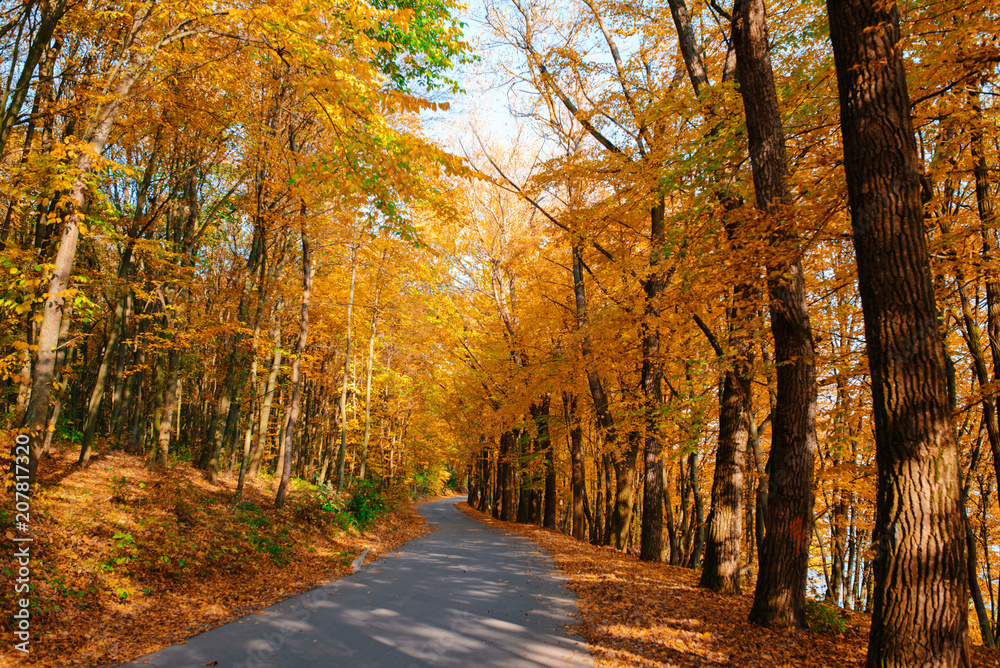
[457,503,1000,667]
[0,443,430,667]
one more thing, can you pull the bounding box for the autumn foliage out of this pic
[2,0,1000,664]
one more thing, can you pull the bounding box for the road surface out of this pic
[123,496,592,667]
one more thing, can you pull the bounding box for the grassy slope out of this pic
[0,441,429,667]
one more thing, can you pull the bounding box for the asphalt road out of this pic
[122,496,593,667]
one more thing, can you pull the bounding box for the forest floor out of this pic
[458,503,1000,668]
[0,441,430,667]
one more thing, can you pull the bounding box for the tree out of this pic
[276,222,313,509]
[825,0,971,664]
[732,0,818,626]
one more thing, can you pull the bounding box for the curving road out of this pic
[123,496,592,667]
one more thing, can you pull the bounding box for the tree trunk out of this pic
[275,228,313,509]
[538,395,556,529]
[249,319,282,478]
[336,242,358,491]
[610,433,641,551]
[235,320,262,493]
[687,451,705,567]
[478,446,491,513]
[732,0,818,628]
[40,297,75,457]
[571,240,629,548]
[961,456,996,649]
[602,453,614,545]
[360,308,377,480]
[109,320,128,436]
[826,1,970,663]
[79,283,131,465]
[203,361,235,476]
[566,392,586,540]
[156,349,180,465]
[0,0,68,155]
[499,430,516,522]
[640,199,666,561]
[18,5,163,484]
[748,410,768,565]
[700,356,752,593]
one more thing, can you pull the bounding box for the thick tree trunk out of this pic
[670,0,754,583]
[275,229,313,509]
[40,298,75,457]
[21,175,85,481]
[826,1,970,664]
[732,0,818,628]
[700,359,751,593]
[610,433,641,551]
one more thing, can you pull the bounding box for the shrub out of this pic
[346,479,386,531]
[109,474,129,504]
[234,501,291,565]
[804,599,846,634]
[288,487,337,527]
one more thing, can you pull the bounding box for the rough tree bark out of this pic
[825,0,970,663]
[699,314,752,593]
[668,0,755,585]
[732,0,818,628]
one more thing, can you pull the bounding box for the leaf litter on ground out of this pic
[457,503,1000,668]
